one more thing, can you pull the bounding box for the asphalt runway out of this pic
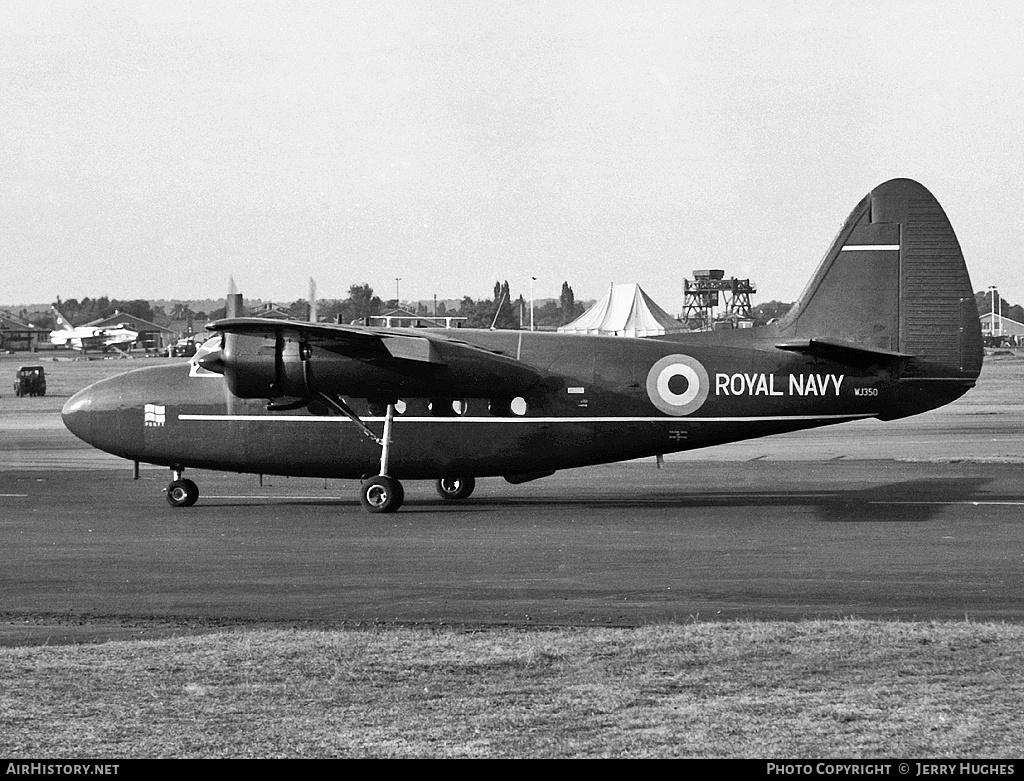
[3,354,1024,643]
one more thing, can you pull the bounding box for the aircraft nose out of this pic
[62,386,94,444]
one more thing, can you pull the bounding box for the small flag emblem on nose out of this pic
[144,404,166,427]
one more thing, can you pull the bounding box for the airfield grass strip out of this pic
[1,620,1022,758]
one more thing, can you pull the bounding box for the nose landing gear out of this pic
[166,468,199,507]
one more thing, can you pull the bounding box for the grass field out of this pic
[2,621,1022,758]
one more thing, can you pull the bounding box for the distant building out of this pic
[247,302,302,320]
[367,308,467,329]
[980,312,1024,345]
[0,312,42,352]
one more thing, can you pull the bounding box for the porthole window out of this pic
[395,399,407,415]
[511,396,527,416]
[452,399,468,416]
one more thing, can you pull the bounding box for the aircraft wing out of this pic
[100,329,139,346]
[64,331,108,350]
[204,317,545,400]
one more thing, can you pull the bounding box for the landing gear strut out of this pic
[166,468,199,507]
[358,403,405,513]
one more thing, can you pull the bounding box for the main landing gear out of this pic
[359,402,404,513]
[435,476,476,502]
[354,404,476,512]
[161,404,479,513]
[360,475,405,513]
[359,475,476,512]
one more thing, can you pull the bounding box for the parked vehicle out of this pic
[14,366,46,397]
[171,337,199,358]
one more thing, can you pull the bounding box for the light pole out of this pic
[395,277,402,307]
[530,276,536,331]
[989,285,1000,337]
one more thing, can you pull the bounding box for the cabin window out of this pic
[428,398,459,416]
[511,397,528,416]
[368,400,405,416]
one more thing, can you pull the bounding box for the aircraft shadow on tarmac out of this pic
[195,475,994,525]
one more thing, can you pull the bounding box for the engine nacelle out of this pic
[206,326,545,402]
[220,333,311,399]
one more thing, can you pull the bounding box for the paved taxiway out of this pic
[2,355,1024,642]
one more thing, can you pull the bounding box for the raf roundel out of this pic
[646,354,710,416]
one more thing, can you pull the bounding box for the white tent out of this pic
[557,283,686,337]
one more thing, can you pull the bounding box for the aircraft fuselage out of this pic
[61,327,971,480]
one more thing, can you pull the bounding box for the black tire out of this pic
[435,476,476,502]
[166,478,199,508]
[360,475,404,513]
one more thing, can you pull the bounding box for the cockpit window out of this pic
[188,335,224,377]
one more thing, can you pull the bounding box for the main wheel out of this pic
[360,475,404,513]
[435,476,476,502]
[166,478,199,507]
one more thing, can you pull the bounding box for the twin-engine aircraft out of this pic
[50,307,138,354]
[63,179,982,512]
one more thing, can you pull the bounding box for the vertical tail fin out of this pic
[51,306,75,332]
[777,178,982,381]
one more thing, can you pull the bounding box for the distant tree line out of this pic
[279,281,587,329]
[750,300,793,326]
[52,297,161,326]
[33,287,1016,332]
[975,291,1024,323]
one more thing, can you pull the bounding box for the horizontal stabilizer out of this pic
[775,337,911,366]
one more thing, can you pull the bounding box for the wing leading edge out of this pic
[203,317,545,401]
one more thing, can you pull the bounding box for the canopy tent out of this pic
[557,283,686,337]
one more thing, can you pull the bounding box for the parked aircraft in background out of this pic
[62,179,982,513]
[50,307,138,354]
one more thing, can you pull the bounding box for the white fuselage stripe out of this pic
[840,245,900,251]
[177,413,875,424]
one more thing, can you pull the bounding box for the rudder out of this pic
[777,178,982,380]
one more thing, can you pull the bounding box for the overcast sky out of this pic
[3,1,1022,312]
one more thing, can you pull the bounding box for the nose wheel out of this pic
[166,473,199,507]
